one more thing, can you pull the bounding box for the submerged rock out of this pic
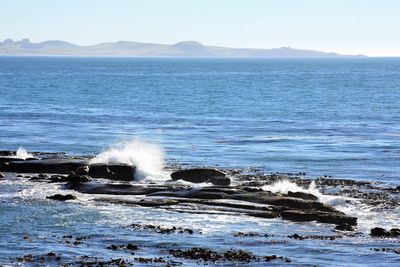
[171,168,230,185]
[335,223,355,231]
[46,194,77,201]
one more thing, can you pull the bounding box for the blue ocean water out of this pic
[1,56,399,184]
[1,57,400,266]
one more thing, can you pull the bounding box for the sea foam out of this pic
[262,179,347,206]
[15,147,33,160]
[89,139,166,180]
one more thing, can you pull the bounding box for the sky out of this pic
[1,0,400,56]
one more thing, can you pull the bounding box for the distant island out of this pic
[0,38,366,58]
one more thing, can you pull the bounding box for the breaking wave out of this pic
[262,180,347,206]
[15,147,33,160]
[89,139,167,180]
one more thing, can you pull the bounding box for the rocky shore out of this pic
[1,150,399,266]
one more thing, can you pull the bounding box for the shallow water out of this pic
[0,57,399,265]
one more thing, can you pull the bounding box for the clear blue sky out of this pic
[1,0,399,56]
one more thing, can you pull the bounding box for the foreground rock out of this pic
[168,247,291,263]
[75,183,357,226]
[171,168,230,186]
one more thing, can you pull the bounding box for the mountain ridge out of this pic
[0,39,366,58]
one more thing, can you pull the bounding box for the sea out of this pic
[0,56,399,266]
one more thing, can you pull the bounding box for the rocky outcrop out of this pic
[0,159,135,181]
[171,168,230,185]
[1,159,87,174]
[370,227,400,238]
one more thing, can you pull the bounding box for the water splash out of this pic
[262,179,346,206]
[15,147,33,160]
[89,139,167,180]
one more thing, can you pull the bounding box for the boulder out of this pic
[66,174,92,184]
[170,168,228,185]
[371,227,392,238]
[46,194,77,201]
[88,163,135,181]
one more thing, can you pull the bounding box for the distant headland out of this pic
[0,38,366,58]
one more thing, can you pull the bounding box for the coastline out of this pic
[1,150,399,266]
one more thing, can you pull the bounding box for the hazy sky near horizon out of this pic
[1,0,399,56]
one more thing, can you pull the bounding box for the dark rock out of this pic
[168,247,289,263]
[1,159,87,174]
[129,223,196,234]
[88,163,135,181]
[370,227,392,238]
[0,157,25,167]
[335,223,354,231]
[75,165,89,175]
[390,228,400,237]
[0,172,4,178]
[287,191,318,201]
[171,168,226,184]
[281,210,357,225]
[66,174,92,183]
[70,183,172,195]
[149,188,229,199]
[46,194,77,201]
[208,176,231,186]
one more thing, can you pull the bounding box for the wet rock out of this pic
[281,210,357,225]
[129,223,196,234]
[134,257,167,264]
[107,243,139,251]
[70,183,173,195]
[371,248,400,254]
[171,168,228,185]
[390,228,400,237]
[66,173,92,183]
[370,227,392,238]
[1,159,87,174]
[46,194,77,201]
[335,223,354,231]
[0,157,25,167]
[233,232,267,237]
[75,165,89,175]
[149,188,229,199]
[287,191,318,201]
[208,176,231,186]
[168,247,290,263]
[0,172,4,178]
[288,234,339,240]
[88,163,135,181]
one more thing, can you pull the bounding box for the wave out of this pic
[89,138,167,181]
[15,147,33,160]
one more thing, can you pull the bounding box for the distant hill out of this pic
[0,39,366,58]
